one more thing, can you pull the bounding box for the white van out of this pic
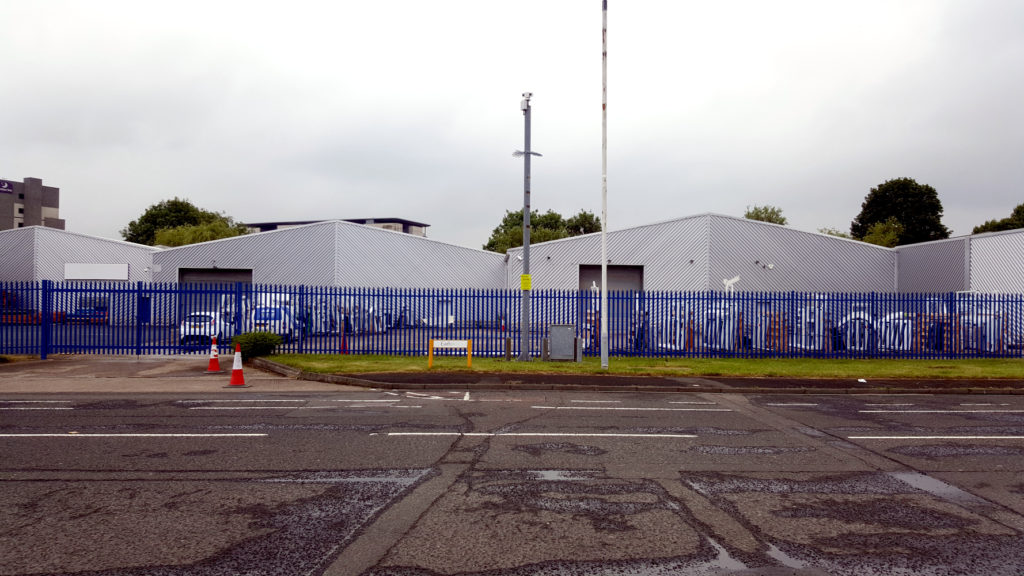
[251,305,298,343]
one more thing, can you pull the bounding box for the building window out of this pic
[18,207,24,214]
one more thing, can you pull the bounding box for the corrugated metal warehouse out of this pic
[894,228,1024,293]
[506,214,897,293]
[0,226,156,283]
[3,216,1024,294]
[151,220,507,289]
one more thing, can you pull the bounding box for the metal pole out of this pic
[520,93,533,361]
[600,0,609,369]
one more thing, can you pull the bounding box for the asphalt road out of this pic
[2,378,1024,575]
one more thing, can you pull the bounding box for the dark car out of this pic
[66,306,109,325]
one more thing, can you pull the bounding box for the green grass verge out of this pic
[271,354,1024,380]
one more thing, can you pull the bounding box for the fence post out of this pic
[40,280,52,359]
[135,281,144,356]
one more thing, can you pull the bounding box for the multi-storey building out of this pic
[0,177,64,231]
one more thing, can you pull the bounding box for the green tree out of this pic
[565,210,602,235]
[818,227,852,239]
[744,205,787,225]
[860,217,903,248]
[850,178,950,245]
[482,209,600,253]
[120,197,247,246]
[973,203,1024,234]
[154,218,250,247]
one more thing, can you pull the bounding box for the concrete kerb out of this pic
[249,357,1024,395]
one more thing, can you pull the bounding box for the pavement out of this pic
[1,354,1022,394]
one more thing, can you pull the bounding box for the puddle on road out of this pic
[888,472,989,506]
[766,542,806,569]
[706,537,746,571]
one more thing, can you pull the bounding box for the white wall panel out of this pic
[970,230,1024,293]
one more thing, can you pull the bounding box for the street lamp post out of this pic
[514,93,542,362]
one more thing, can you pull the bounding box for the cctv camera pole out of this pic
[600,0,609,369]
[519,93,534,362]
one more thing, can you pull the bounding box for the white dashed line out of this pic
[0,433,268,438]
[381,432,698,438]
[571,400,622,403]
[669,401,717,405]
[0,407,74,410]
[0,400,73,404]
[532,405,732,412]
[849,435,1024,440]
[859,410,1024,414]
[765,403,819,407]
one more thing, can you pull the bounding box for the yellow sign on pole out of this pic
[520,274,532,291]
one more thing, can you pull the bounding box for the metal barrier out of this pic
[1,281,1022,359]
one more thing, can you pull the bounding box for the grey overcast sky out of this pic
[3,1,1022,249]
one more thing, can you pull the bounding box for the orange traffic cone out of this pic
[204,337,222,373]
[226,343,249,387]
[340,332,348,354]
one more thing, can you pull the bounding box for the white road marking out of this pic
[864,403,915,407]
[571,400,622,403]
[0,400,73,403]
[381,432,698,438]
[190,406,338,410]
[0,433,268,438]
[0,407,73,410]
[669,401,717,405]
[532,405,732,412]
[177,399,305,403]
[478,399,522,402]
[333,399,401,403]
[406,392,445,400]
[860,410,1024,414]
[463,392,471,401]
[849,435,1024,440]
[765,403,819,407]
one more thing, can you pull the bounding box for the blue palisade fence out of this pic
[1,281,1022,360]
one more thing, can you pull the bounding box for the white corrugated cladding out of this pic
[506,215,711,291]
[0,228,36,281]
[154,222,336,285]
[507,214,895,292]
[0,227,156,282]
[969,229,1024,292]
[333,221,505,288]
[154,221,506,288]
[894,237,968,293]
[708,216,895,293]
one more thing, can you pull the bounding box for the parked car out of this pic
[251,306,297,342]
[179,311,230,345]
[66,305,109,325]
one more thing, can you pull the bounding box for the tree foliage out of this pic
[483,209,602,253]
[120,197,248,246]
[860,217,903,248]
[817,227,851,239]
[973,203,1024,234]
[744,205,787,225]
[850,178,950,245]
[154,219,250,247]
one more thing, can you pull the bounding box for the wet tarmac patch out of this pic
[38,469,433,576]
[690,445,816,456]
[680,471,1023,576]
[888,444,1024,459]
[512,442,608,457]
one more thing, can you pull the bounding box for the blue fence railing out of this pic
[1,281,1023,360]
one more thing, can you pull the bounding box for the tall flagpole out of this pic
[600,0,609,369]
